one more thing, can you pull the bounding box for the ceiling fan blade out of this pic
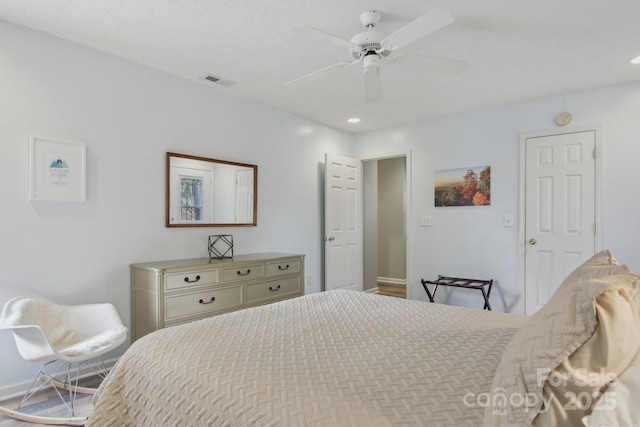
[392,53,468,74]
[284,62,352,87]
[290,25,358,51]
[364,66,382,103]
[381,8,454,51]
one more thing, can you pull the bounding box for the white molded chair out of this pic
[0,296,127,425]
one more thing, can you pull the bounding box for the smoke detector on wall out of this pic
[555,111,572,126]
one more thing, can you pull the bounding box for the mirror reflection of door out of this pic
[235,169,254,223]
[169,166,213,224]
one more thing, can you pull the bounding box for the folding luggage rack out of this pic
[420,275,493,310]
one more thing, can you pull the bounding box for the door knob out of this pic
[528,238,537,245]
[323,235,335,241]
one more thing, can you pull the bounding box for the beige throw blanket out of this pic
[88,290,526,426]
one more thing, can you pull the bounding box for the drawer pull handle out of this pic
[184,275,201,283]
[199,297,216,304]
[237,269,251,276]
[269,285,281,292]
[278,264,290,271]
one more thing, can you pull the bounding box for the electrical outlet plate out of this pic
[504,215,514,227]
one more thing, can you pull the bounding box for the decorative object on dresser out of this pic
[208,234,233,259]
[130,253,304,341]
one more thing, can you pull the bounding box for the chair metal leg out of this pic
[16,361,79,416]
[0,362,88,425]
[0,358,109,425]
[48,358,108,395]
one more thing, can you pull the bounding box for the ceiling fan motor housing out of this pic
[350,31,390,60]
[351,11,387,60]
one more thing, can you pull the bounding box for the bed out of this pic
[87,290,526,426]
[88,250,640,426]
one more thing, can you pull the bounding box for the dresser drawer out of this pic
[246,277,300,304]
[265,259,300,277]
[164,286,243,321]
[222,264,264,283]
[165,268,219,291]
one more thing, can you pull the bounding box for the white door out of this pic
[324,154,363,292]
[235,169,254,223]
[523,129,598,314]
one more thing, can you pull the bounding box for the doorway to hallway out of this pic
[363,156,408,298]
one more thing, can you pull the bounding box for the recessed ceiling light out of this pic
[631,56,640,65]
[347,118,361,124]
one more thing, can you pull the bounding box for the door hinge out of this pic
[593,223,597,233]
[593,148,597,159]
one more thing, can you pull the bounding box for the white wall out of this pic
[0,21,353,392]
[354,82,640,313]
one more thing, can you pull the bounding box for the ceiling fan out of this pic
[285,9,468,103]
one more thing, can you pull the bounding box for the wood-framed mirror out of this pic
[166,152,257,227]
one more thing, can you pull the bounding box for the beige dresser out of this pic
[131,252,305,341]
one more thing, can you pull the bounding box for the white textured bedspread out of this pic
[88,290,526,426]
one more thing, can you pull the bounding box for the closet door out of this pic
[523,129,598,315]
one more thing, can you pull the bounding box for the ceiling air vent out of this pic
[202,74,236,87]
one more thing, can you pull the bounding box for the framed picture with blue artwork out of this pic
[30,136,86,201]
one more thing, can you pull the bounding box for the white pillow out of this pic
[485,271,640,426]
[582,347,640,427]
[554,250,629,295]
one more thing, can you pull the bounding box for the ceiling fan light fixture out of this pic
[363,53,380,71]
[347,117,361,124]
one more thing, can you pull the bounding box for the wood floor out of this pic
[377,282,406,298]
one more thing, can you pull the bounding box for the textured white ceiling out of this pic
[2,0,640,133]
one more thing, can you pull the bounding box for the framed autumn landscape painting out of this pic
[434,166,491,207]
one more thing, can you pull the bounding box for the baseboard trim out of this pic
[0,357,119,401]
[377,277,407,286]
[365,287,379,294]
